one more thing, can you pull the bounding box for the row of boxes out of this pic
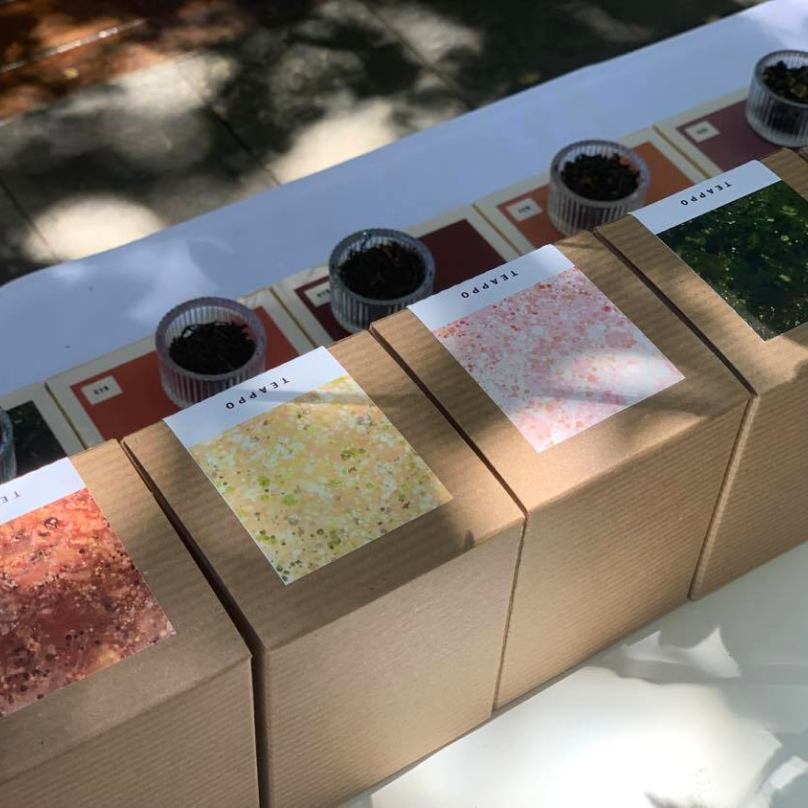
[3,148,806,807]
[3,83,785,476]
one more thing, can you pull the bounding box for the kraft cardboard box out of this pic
[48,288,313,447]
[123,332,523,808]
[655,88,778,176]
[0,384,83,476]
[372,233,748,707]
[0,443,258,807]
[272,206,519,347]
[474,127,707,255]
[599,150,808,599]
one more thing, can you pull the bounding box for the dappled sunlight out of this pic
[564,1,654,45]
[370,2,485,64]
[268,92,403,183]
[346,667,781,807]
[603,624,743,681]
[30,193,165,260]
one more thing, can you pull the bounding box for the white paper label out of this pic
[506,197,543,221]
[410,245,573,332]
[165,347,346,449]
[0,458,85,524]
[631,160,780,235]
[303,279,331,307]
[81,375,123,405]
[684,119,720,143]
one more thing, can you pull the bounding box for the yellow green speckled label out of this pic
[167,350,450,584]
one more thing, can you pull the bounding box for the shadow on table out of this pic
[584,536,808,807]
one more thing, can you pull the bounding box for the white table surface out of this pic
[342,538,808,808]
[2,0,807,396]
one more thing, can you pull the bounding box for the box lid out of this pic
[599,150,808,395]
[372,231,748,516]
[123,332,523,654]
[0,442,249,784]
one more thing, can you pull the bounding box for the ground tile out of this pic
[0,60,273,262]
[364,0,752,106]
[177,0,468,183]
[0,180,55,285]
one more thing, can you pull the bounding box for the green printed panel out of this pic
[659,181,808,340]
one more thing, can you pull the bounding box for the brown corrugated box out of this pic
[372,231,748,707]
[0,442,258,808]
[123,331,523,808]
[599,149,808,599]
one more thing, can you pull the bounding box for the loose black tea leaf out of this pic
[763,60,808,104]
[338,241,426,300]
[561,153,640,202]
[169,321,255,375]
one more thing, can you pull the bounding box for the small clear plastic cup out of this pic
[329,229,436,333]
[155,297,267,409]
[548,140,650,236]
[746,50,808,147]
[0,407,16,484]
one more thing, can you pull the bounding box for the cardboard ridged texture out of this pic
[372,232,749,708]
[598,149,808,599]
[123,331,524,808]
[0,442,258,808]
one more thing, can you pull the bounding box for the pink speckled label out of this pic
[424,254,684,454]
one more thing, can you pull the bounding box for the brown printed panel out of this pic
[655,89,781,177]
[292,217,515,343]
[272,208,520,348]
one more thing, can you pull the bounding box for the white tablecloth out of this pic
[2,0,806,396]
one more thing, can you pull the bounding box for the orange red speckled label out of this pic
[166,349,451,584]
[411,246,684,454]
[0,460,174,718]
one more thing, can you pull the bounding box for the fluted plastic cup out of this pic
[329,229,435,333]
[746,50,808,147]
[548,140,650,236]
[156,297,266,409]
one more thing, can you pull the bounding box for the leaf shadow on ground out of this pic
[0,0,760,283]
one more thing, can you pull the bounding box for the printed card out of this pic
[272,208,519,347]
[47,289,313,447]
[165,348,451,584]
[633,161,808,340]
[474,128,707,254]
[0,460,174,718]
[410,246,684,454]
[654,88,777,177]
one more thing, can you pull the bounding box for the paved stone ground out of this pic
[0,0,766,285]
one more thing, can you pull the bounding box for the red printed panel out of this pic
[496,141,700,249]
[69,308,299,441]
